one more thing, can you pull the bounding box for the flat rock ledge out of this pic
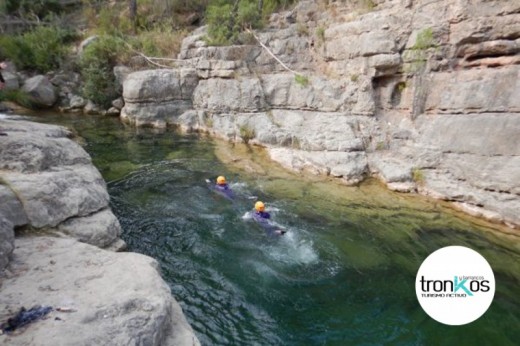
[0,236,200,346]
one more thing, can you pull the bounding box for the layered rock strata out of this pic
[0,119,199,345]
[120,0,520,229]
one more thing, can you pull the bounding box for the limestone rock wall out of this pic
[0,237,199,346]
[121,0,520,228]
[0,119,200,346]
[0,119,124,251]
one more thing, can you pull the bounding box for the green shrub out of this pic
[79,36,125,107]
[205,2,235,45]
[263,0,294,13]
[412,167,425,184]
[238,0,260,27]
[97,7,128,36]
[206,0,263,45]
[412,28,435,50]
[1,0,64,18]
[0,89,35,109]
[239,125,255,144]
[0,25,72,72]
[294,74,309,87]
[206,0,296,45]
[146,26,188,57]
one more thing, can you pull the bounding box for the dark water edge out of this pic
[19,113,520,346]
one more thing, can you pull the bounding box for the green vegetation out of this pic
[0,0,202,107]
[0,0,297,108]
[239,125,255,144]
[316,26,325,44]
[405,27,437,74]
[361,0,376,12]
[375,141,387,151]
[294,74,310,87]
[0,89,34,109]
[411,27,436,50]
[412,167,425,184]
[79,36,124,107]
[205,0,297,45]
[0,0,64,18]
[205,0,265,45]
[0,25,75,72]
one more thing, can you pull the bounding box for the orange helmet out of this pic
[255,201,265,212]
[216,176,226,185]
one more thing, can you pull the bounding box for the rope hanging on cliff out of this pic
[129,50,185,69]
[117,37,189,69]
[245,28,301,76]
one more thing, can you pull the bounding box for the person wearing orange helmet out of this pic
[216,175,228,188]
[209,175,234,200]
[253,201,270,219]
[252,201,286,235]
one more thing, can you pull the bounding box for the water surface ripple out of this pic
[28,114,520,346]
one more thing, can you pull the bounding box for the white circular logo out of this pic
[415,246,495,325]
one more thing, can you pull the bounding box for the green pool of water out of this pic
[26,113,520,345]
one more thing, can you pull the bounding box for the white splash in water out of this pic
[242,211,253,220]
[229,182,248,190]
[242,205,318,266]
[264,230,319,265]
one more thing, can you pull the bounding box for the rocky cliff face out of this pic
[121,0,520,229]
[0,119,125,251]
[0,119,199,345]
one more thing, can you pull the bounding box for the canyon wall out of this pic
[121,0,520,229]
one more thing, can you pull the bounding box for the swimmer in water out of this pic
[252,201,286,236]
[207,175,234,200]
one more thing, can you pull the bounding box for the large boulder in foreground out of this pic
[0,236,200,346]
[0,119,123,249]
